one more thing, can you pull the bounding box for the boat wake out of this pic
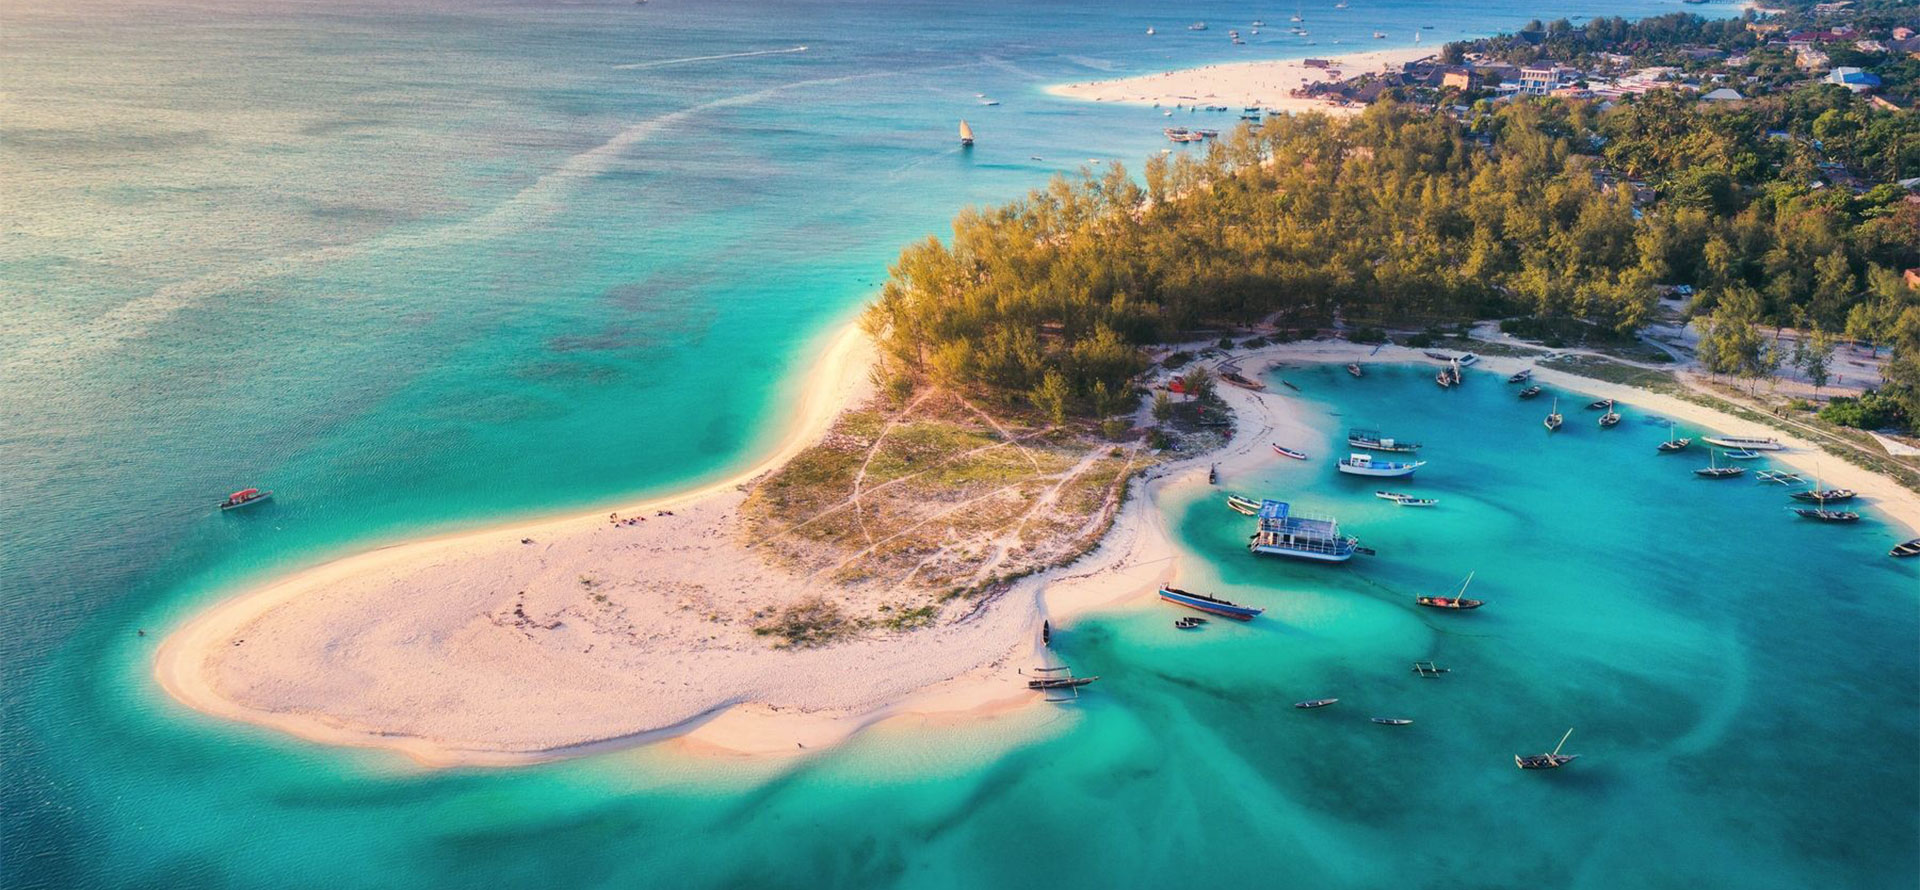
[612,45,809,71]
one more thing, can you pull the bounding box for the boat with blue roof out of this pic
[1247,499,1359,562]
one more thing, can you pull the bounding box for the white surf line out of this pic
[612,45,808,71]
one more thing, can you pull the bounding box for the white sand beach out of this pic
[1047,47,1436,116]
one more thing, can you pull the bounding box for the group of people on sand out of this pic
[607,510,675,528]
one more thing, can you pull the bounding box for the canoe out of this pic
[1272,443,1309,460]
[1372,717,1414,725]
[1294,698,1338,709]
[1892,538,1920,558]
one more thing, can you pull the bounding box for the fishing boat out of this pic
[1518,385,1542,400]
[1415,571,1483,610]
[1756,470,1804,485]
[1248,499,1360,562]
[1435,368,1454,388]
[1346,363,1363,378]
[1598,406,1622,428]
[1790,487,1856,503]
[1372,717,1414,726]
[1158,586,1265,620]
[1375,490,1437,507]
[1793,508,1860,523]
[1422,351,1455,362]
[1891,538,1920,558]
[218,488,272,511]
[1586,398,1613,411]
[1347,428,1421,453]
[1294,698,1338,709]
[1412,661,1450,677]
[1228,29,1240,39]
[1227,494,1263,515]
[1657,421,1691,453]
[1026,674,1097,690]
[1701,435,1783,452]
[1175,616,1205,630]
[1719,448,1763,460]
[1516,728,1579,770]
[1188,21,1208,29]
[1694,450,1745,479]
[1272,443,1309,460]
[1373,30,1386,38]
[1221,370,1265,390]
[1544,398,1563,432]
[1508,369,1531,383]
[959,120,975,146]
[1338,453,1424,477]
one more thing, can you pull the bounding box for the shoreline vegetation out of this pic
[160,7,1919,766]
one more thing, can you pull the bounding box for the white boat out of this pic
[1146,26,1156,35]
[1701,435,1783,451]
[1456,353,1478,366]
[1337,453,1425,478]
[218,487,272,511]
[1188,21,1208,30]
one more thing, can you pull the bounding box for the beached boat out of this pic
[1347,363,1363,378]
[1372,717,1414,726]
[1026,674,1097,690]
[1508,369,1531,383]
[1415,571,1483,610]
[1598,407,1621,429]
[1272,443,1309,460]
[218,487,272,511]
[1702,435,1783,452]
[1891,538,1920,558]
[959,120,975,146]
[1518,385,1542,400]
[1338,453,1424,477]
[1248,499,1359,562]
[1347,428,1421,452]
[1456,353,1478,366]
[1422,351,1454,362]
[1294,698,1338,709]
[1158,586,1264,620]
[1227,494,1263,515]
[1516,728,1579,770]
[1586,398,1613,411]
[1793,508,1860,523]
[1221,370,1265,390]
[1694,451,1745,479]
[1544,398,1563,432]
[1790,488,1856,503]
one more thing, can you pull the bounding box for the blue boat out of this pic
[1158,586,1264,620]
[1247,499,1358,562]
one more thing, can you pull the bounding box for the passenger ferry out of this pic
[1248,499,1359,562]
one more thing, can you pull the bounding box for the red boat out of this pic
[219,488,272,511]
[1416,572,1483,610]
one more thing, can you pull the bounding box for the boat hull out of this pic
[1337,463,1420,477]
[1249,542,1355,562]
[1158,588,1263,620]
[219,492,272,511]
[1701,436,1783,451]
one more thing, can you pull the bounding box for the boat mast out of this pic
[1552,727,1573,757]
[1456,571,1474,604]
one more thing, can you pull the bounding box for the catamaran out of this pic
[1248,499,1359,562]
[1347,428,1421,452]
[1544,398,1563,432]
[1701,434,1783,451]
[218,488,272,511]
[1516,728,1579,770]
[1337,453,1424,477]
[1158,586,1264,620]
[1416,571,1483,610]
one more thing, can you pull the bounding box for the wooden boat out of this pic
[1375,490,1437,507]
[1518,385,1542,400]
[1175,617,1206,630]
[959,120,975,146]
[1294,698,1338,709]
[1272,443,1309,460]
[1790,488,1856,503]
[1411,661,1450,677]
[218,488,272,511]
[1422,351,1455,362]
[1701,435,1783,452]
[1721,449,1764,460]
[1598,408,1621,429]
[1415,572,1483,610]
[1247,499,1360,562]
[1374,490,1410,501]
[1657,421,1690,453]
[1586,398,1613,411]
[1544,398,1563,432]
[1516,728,1579,770]
[1694,451,1745,479]
[1158,586,1264,620]
[1208,463,1219,485]
[1280,379,1300,391]
[1221,370,1265,390]
[1042,620,1051,646]
[1435,368,1454,388]
[1891,538,1920,558]
[1227,494,1263,515]
[1756,470,1804,485]
[1348,428,1421,453]
[1024,666,1097,690]
[1346,363,1363,378]
[1372,717,1414,725]
[1793,508,1860,522]
[1337,453,1424,477]
[1508,369,1532,383]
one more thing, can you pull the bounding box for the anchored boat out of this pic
[1598,406,1622,429]
[1508,369,1532,383]
[1337,453,1425,477]
[1518,385,1542,400]
[1544,398,1563,432]
[1375,490,1437,507]
[1694,450,1745,479]
[959,119,975,146]
[1415,571,1483,610]
[1657,421,1691,453]
[1516,728,1579,770]
[1347,428,1421,453]
[1892,538,1920,558]
[1372,717,1414,726]
[1248,499,1360,562]
[218,488,272,511]
[1294,698,1338,709]
[1158,586,1264,620]
[1347,363,1364,377]
[1226,494,1263,515]
[1793,508,1860,523]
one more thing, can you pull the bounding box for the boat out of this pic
[1159,586,1264,620]
[1228,29,1240,39]
[1042,620,1051,646]
[1516,728,1579,770]
[1347,428,1421,453]
[1586,398,1613,411]
[978,99,1000,106]
[1248,499,1360,562]
[1146,26,1155,35]
[1456,353,1478,366]
[1175,616,1206,630]
[1694,450,1745,479]
[1412,661,1450,677]
[1208,463,1218,485]
[1272,443,1309,460]
[1227,494,1263,515]
[1756,470,1805,485]
[1221,370,1265,390]
[1422,351,1454,362]
[1025,669,1097,690]
[1338,453,1424,477]
[1188,21,1208,30]
[1891,538,1920,558]
[1373,30,1386,38]
[1598,407,1621,429]
[218,488,272,511]
[1701,435,1784,452]
[1375,490,1436,506]
[1435,368,1454,388]
[1790,488,1856,503]
[1347,363,1363,378]
[1251,19,1266,26]
[1372,717,1414,725]
[1518,385,1542,400]
[1794,508,1860,522]
[1657,421,1690,453]
[959,120,975,147]
[1507,369,1531,383]
[1294,698,1338,709]
[1544,398,1563,432]
[1415,571,1483,610]
[1721,449,1765,460]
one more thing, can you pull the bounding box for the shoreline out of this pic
[156,333,1917,770]
[1045,46,1436,116]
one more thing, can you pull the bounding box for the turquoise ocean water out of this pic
[6,1,1912,887]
